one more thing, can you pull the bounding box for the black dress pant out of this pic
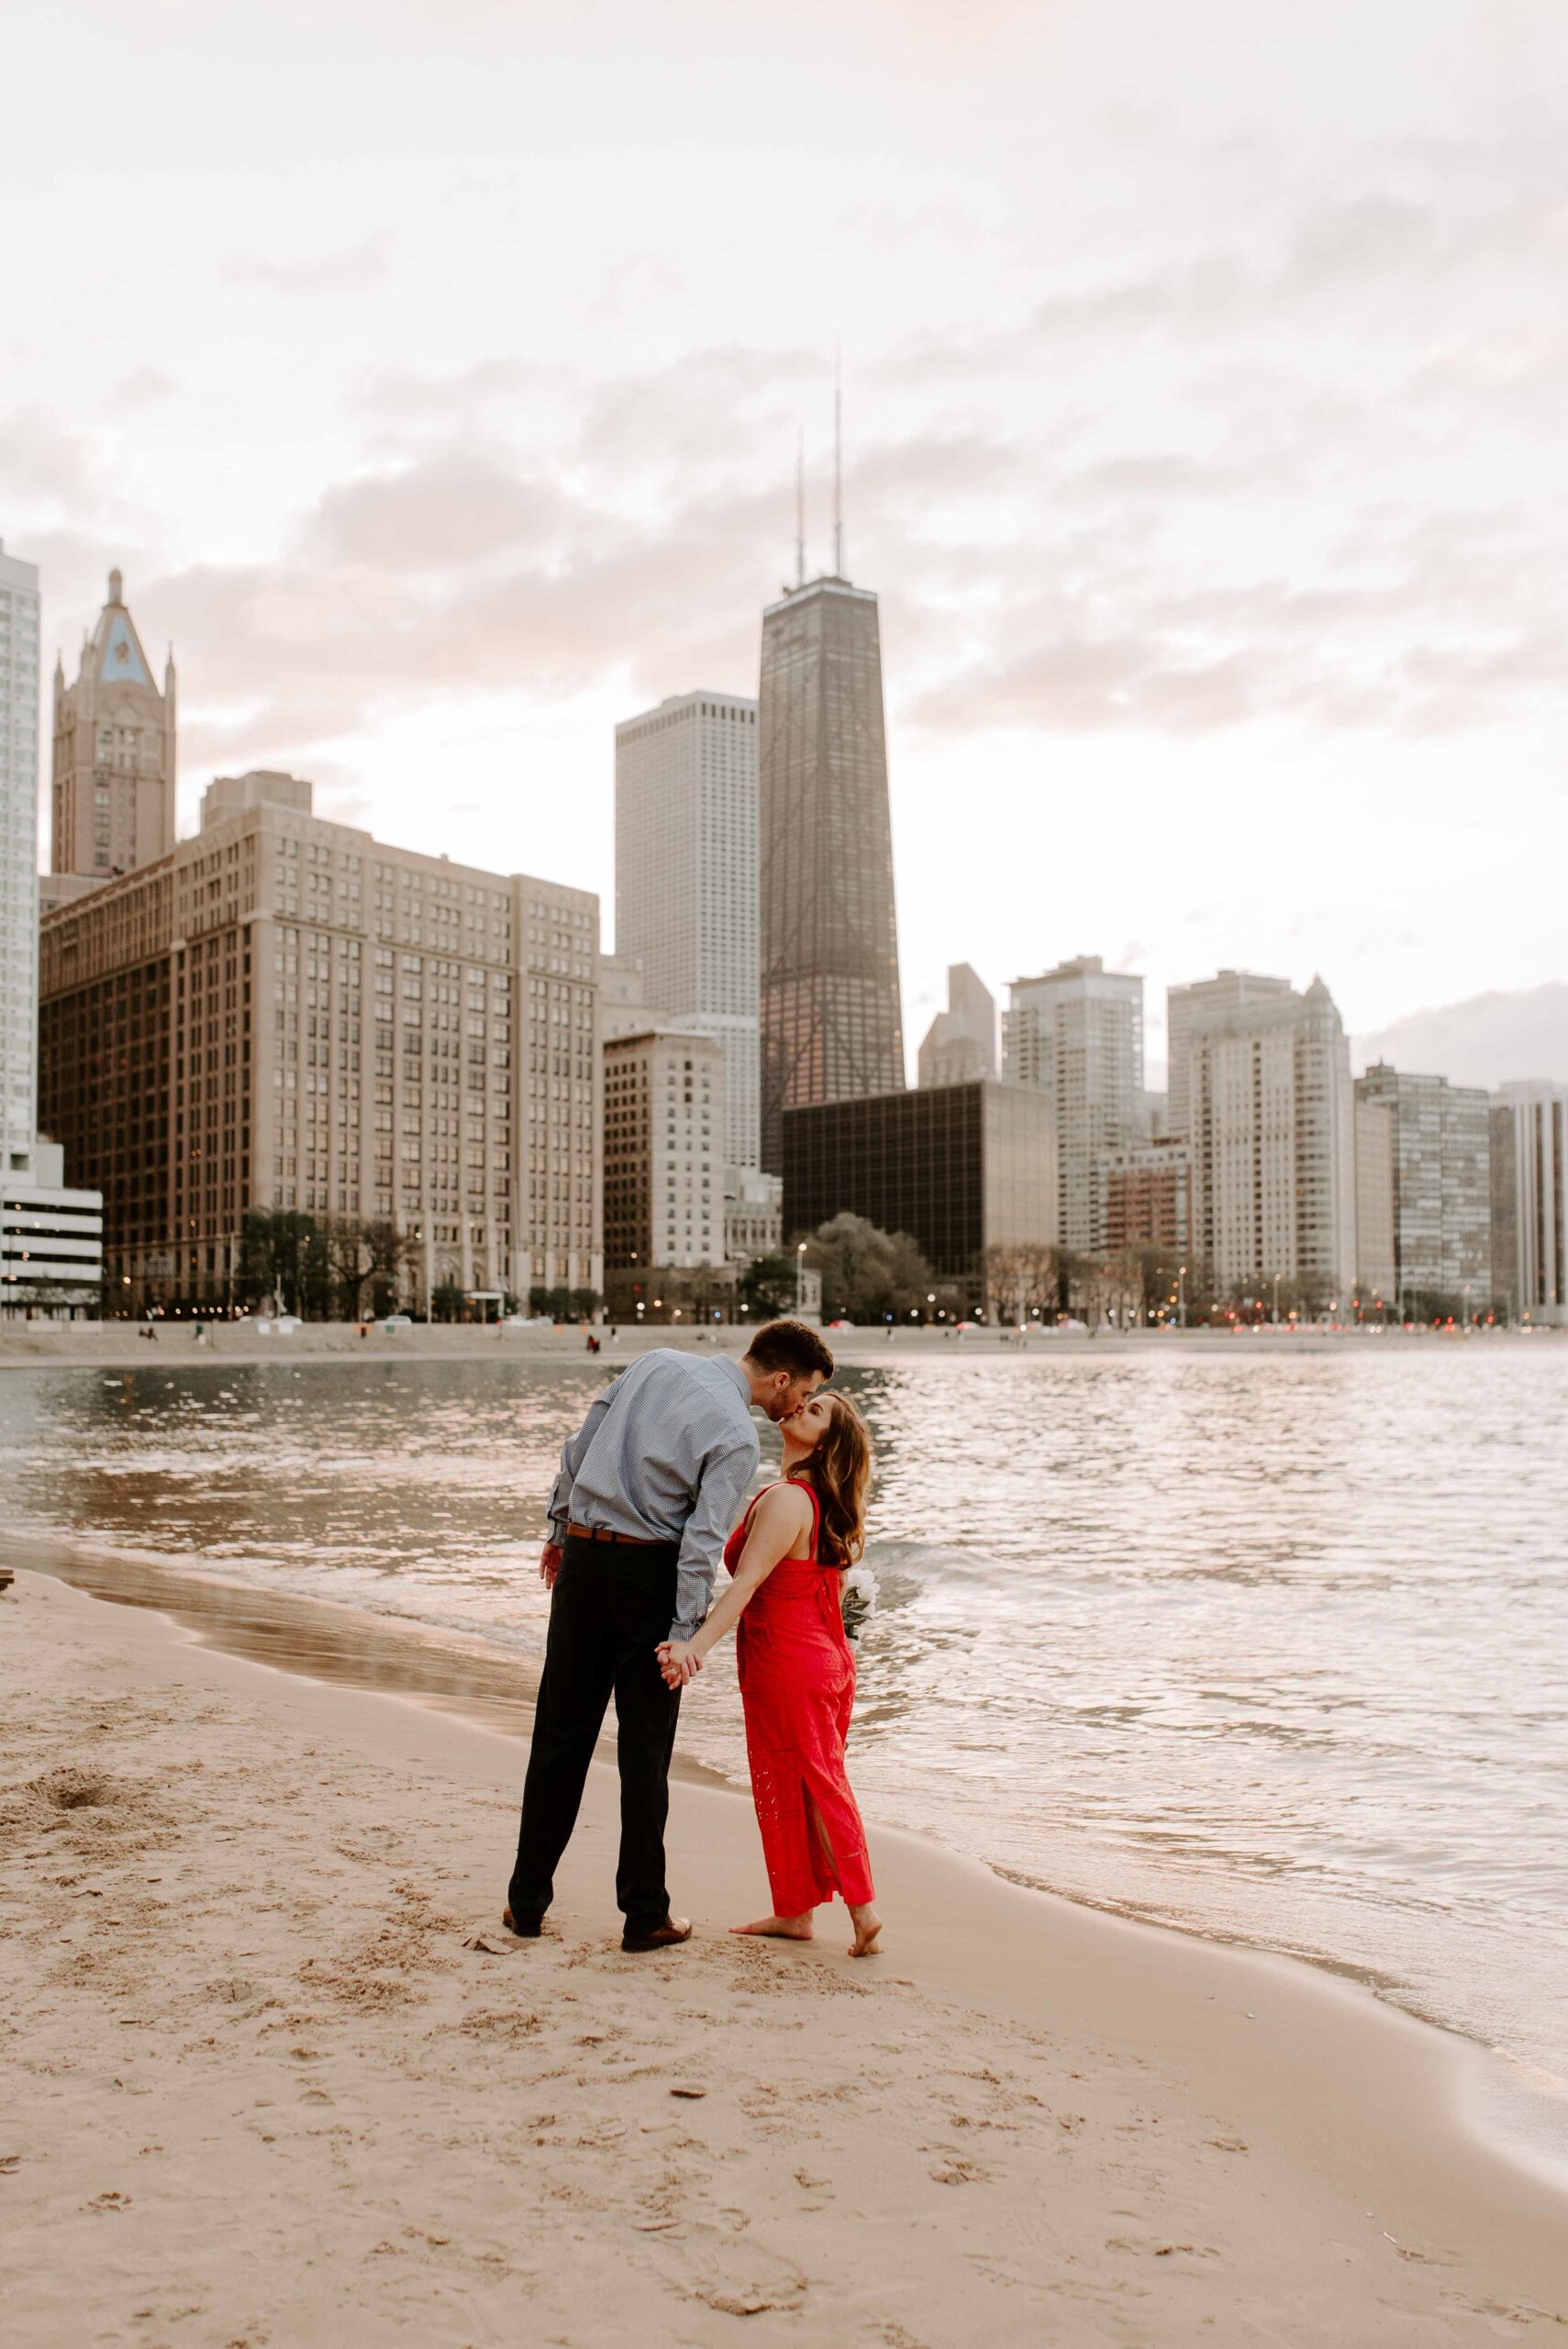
[507,1535,682,1934]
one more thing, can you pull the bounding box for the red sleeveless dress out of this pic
[723,1478,875,1916]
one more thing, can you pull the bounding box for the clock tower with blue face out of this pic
[50,568,178,882]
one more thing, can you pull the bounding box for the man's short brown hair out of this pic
[743,1319,835,1381]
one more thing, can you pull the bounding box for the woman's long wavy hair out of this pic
[791,1394,873,1567]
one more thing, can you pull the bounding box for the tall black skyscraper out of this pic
[758,573,905,1170]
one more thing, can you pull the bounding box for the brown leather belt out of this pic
[567,1520,669,1548]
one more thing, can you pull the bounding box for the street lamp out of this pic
[795,1241,807,1316]
[1177,1264,1187,1328]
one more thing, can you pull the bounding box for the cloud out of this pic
[114,367,177,408]
[358,358,544,418]
[1355,985,1568,1089]
[134,453,788,763]
[305,451,576,571]
[0,412,102,506]
[225,233,393,295]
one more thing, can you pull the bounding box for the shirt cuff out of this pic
[547,1513,568,1547]
[668,1617,704,1645]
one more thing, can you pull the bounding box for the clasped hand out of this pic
[656,1639,701,1689]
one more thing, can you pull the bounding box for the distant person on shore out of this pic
[504,1319,833,1953]
[657,1392,882,1957]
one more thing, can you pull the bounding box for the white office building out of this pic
[1003,955,1143,1252]
[0,541,103,1312]
[1166,970,1294,1141]
[2,540,41,1178]
[615,691,759,1174]
[1187,974,1357,1308]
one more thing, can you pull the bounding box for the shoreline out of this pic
[8,1521,1568,2330]
[12,1517,1568,2194]
[2,1319,1553,1375]
[5,1561,1566,2342]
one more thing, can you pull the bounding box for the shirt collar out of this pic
[720,1355,753,1408]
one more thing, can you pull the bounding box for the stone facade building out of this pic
[724,1166,783,1265]
[51,570,176,884]
[1103,1138,1189,1254]
[39,772,600,1310]
[603,1028,724,1278]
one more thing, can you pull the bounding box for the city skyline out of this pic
[4,1,1566,1086]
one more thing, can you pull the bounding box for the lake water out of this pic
[4,1344,1566,2112]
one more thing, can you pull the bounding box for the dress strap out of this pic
[745,1475,820,1562]
[789,1475,822,1563]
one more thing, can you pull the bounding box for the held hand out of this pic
[656,1639,701,1688]
[539,1542,563,1590]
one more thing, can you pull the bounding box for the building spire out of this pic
[795,426,806,590]
[832,343,844,578]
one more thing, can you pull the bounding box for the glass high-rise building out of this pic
[758,575,904,1172]
[615,691,758,1174]
[1353,1063,1492,1318]
[780,1081,1057,1284]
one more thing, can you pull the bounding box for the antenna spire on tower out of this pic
[832,343,844,578]
[795,426,806,590]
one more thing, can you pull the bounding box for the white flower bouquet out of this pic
[840,1562,879,1644]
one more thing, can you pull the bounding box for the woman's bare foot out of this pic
[728,1912,815,1941]
[848,1903,883,1957]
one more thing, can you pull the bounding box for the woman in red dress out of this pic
[657,1393,882,1956]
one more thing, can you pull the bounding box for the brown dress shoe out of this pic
[502,1905,542,1938]
[621,1916,693,1954]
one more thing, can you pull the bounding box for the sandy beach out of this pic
[4,1562,1566,2346]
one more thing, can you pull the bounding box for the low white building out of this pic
[725,1166,783,1264]
[2,1141,104,1317]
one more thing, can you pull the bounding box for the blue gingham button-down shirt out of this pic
[547,1349,761,1642]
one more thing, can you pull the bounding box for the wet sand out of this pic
[3,1558,1566,2345]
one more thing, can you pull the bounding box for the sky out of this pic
[4,0,1566,1082]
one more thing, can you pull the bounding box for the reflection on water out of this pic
[3,1347,1566,2091]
